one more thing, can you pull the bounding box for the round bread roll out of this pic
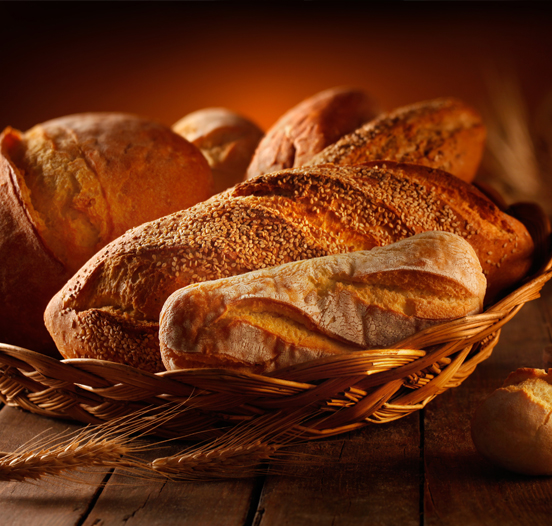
[471,367,552,475]
[246,86,380,178]
[0,112,213,355]
[173,108,263,193]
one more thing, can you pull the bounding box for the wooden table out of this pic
[1,284,552,526]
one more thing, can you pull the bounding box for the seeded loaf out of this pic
[45,162,534,372]
[246,86,379,178]
[471,367,552,475]
[159,232,486,374]
[173,108,263,193]
[308,97,486,183]
[0,113,212,355]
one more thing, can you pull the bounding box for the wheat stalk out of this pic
[0,403,187,483]
[0,401,321,483]
[151,409,315,481]
[481,69,552,214]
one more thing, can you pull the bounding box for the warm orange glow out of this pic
[2,4,551,133]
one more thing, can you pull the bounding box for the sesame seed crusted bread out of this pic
[307,97,486,183]
[45,162,534,372]
[246,86,380,179]
[159,231,487,374]
[0,114,213,355]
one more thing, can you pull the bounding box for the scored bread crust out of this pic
[45,162,534,372]
[0,131,70,353]
[307,97,486,183]
[0,114,213,354]
[159,232,486,374]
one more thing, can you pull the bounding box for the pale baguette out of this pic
[160,231,486,374]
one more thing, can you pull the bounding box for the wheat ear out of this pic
[0,403,188,483]
[151,409,314,481]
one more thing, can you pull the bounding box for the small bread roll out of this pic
[471,368,552,475]
[173,108,263,193]
[0,113,213,354]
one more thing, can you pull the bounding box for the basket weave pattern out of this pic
[1,260,551,440]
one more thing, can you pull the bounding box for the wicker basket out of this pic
[1,203,551,441]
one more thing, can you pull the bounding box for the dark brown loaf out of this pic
[246,86,380,178]
[159,232,487,374]
[0,113,213,354]
[45,162,534,372]
[308,97,486,183]
[173,108,263,193]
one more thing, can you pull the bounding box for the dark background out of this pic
[2,2,552,133]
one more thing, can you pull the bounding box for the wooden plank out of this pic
[423,285,552,525]
[253,412,421,526]
[81,441,262,526]
[0,405,108,526]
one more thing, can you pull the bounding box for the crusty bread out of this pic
[159,232,486,374]
[0,113,213,354]
[308,97,486,183]
[173,108,263,193]
[246,86,379,178]
[471,367,552,475]
[45,162,534,372]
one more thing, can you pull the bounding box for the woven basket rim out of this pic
[1,209,551,438]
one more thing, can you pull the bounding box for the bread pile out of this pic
[0,113,213,354]
[0,88,539,375]
[471,368,552,475]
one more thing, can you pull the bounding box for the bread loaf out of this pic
[159,232,486,374]
[0,113,213,354]
[246,86,379,178]
[471,367,552,475]
[173,108,263,193]
[45,162,534,372]
[308,97,486,183]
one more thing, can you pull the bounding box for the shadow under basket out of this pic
[1,202,552,441]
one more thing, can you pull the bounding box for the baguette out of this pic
[159,232,486,374]
[45,162,534,372]
[307,97,486,183]
[246,86,379,178]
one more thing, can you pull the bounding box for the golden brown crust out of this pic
[159,232,486,374]
[0,130,69,355]
[246,86,379,178]
[173,108,263,193]
[471,368,552,475]
[307,97,486,183]
[0,113,213,354]
[15,113,213,273]
[45,163,534,372]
